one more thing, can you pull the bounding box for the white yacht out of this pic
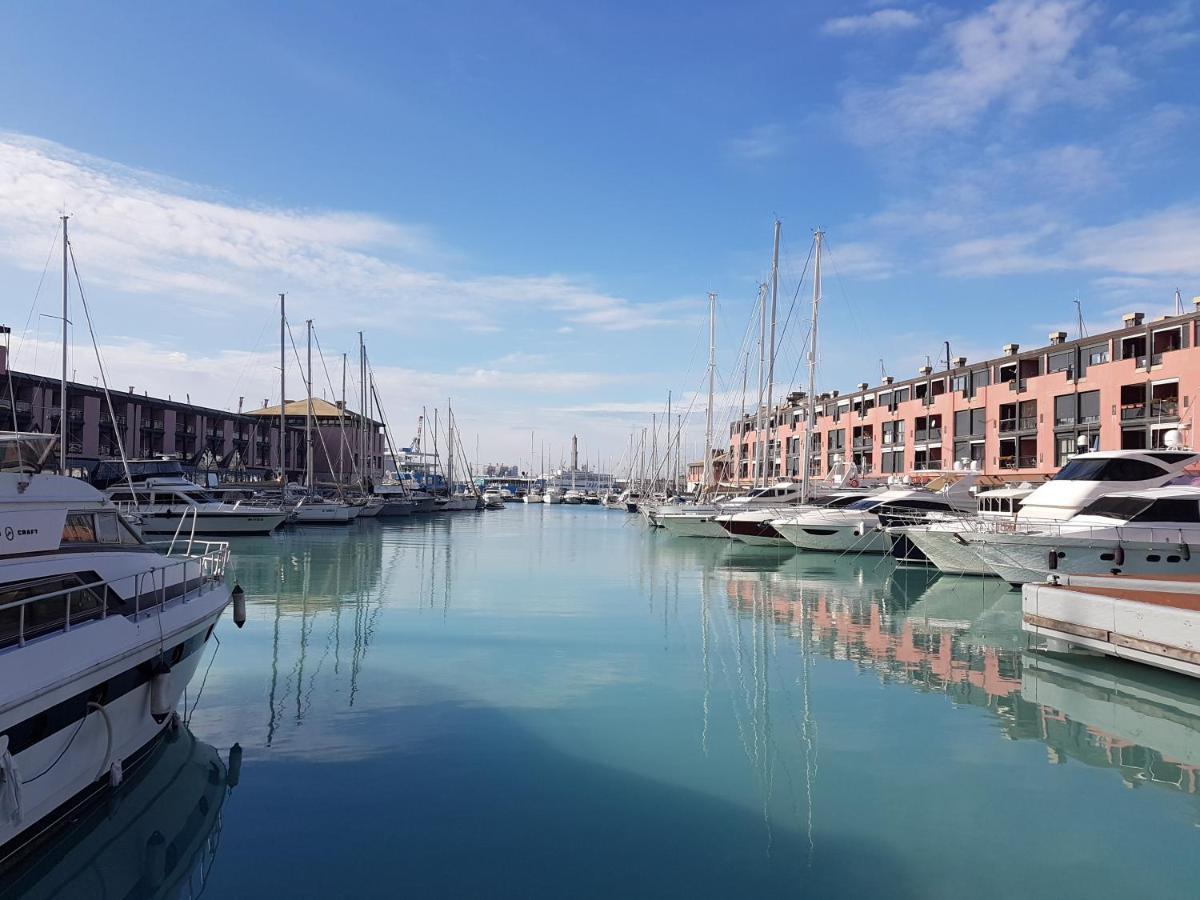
[721,489,882,546]
[657,483,803,540]
[106,475,287,535]
[374,475,436,513]
[524,487,544,504]
[977,486,1200,585]
[0,434,234,858]
[773,472,981,554]
[563,489,585,505]
[933,448,1200,579]
[888,486,1034,573]
[543,486,565,505]
[482,489,506,509]
[285,486,357,525]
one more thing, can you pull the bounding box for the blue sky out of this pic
[1,0,1197,467]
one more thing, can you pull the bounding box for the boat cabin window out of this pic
[0,573,106,648]
[62,511,142,545]
[885,499,953,512]
[1149,452,1195,465]
[1133,498,1200,523]
[1054,458,1167,482]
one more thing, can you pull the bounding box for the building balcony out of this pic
[1000,455,1038,470]
[999,418,1017,433]
[1120,404,1146,421]
[1018,416,1038,431]
[852,438,874,450]
[1151,400,1179,419]
[915,428,941,442]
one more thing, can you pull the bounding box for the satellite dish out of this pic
[1076,434,1089,449]
[1165,429,1182,449]
[953,460,964,471]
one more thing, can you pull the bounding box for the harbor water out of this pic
[11,505,1200,897]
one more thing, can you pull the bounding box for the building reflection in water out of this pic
[1,726,237,900]
[699,545,1200,825]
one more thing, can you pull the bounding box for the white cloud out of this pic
[840,0,1131,146]
[728,124,789,161]
[1069,204,1200,276]
[821,8,923,36]
[0,133,688,335]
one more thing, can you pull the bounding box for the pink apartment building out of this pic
[727,307,1200,484]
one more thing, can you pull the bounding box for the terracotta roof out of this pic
[248,397,368,420]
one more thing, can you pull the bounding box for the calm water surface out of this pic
[12,505,1200,898]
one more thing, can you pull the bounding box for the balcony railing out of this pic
[1151,400,1180,418]
[1018,416,1038,431]
[852,438,874,450]
[1120,403,1146,421]
[999,418,1017,433]
[914,427,941,442]
[1054,416,1075,427]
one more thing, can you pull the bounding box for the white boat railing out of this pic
[0,541,230,649]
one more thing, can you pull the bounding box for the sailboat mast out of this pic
[754,282,766,488]
[666,390,672,493]
[305,319,314,488]
[764,219,780,484]
[340,353,347,485]
[704,291,716,494]
[279,293,286,482]
[358,333,365,488]
[801,230,823,503]
[60,214,68,474]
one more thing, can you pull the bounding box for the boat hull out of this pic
[0,584,230,856]
[136,511,286,535]
[976,533,1200,586]
[902,528,995,576]
[774,521,887,554]
[659,515,729,539]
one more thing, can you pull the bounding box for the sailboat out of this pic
[524,432,544,503]
[288,314,354,524]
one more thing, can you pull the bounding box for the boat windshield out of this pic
[1054,457,1167,482]
[844,498,882,511]
[0,433,58,473]
[822,495,867,508]
[1077,496,1154,520]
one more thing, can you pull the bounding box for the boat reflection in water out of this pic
[1,725,237,900]
[708,549,1200,815]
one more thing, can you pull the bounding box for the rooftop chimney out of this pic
[1048,331,1067,345]
[918,365,932,376]
[831,389,840,398]
[1003,343,1020,357]
[1123,311,1144,327]
[952,356,966,368]
[856,382,868,391]
[1193,296,1200,309]
[883,375,895,385]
